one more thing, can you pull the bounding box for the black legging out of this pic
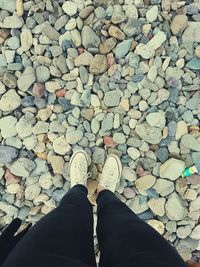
[2,185,186,267]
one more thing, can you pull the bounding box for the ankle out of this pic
[97,184,106,197]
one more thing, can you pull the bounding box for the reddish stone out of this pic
[107,53,115,68]
[187,174,200,185]
[4,169,20,184]
[78,47,84,54]
[56,89,66,97]
[103,136,117,148]
[136,165,150,177]
[32,83,45,98]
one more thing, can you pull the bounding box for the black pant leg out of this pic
[97,190,186,267]
[2,185,96,267]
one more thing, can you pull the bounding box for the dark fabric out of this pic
[1,186,186,267]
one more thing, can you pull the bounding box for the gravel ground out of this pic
[0,0,200,261]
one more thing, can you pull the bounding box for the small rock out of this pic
[4,169,20,184]
[32,83,45,98]
[156,147,169,163]
[153,178,174,197]
[74,52,93,67]
[127,147,140,160]
[136,43,155,59]
[111,5,126,24]
[135,175,156,191]
[148,198,166,216]
[0,146,18,164]
[66,130,83,144]
[20,27,33,53]
[17,67,36,92]
[82,26,100,49]
[170,15,188,35]
[39,173,53,190]
[108,25,125,41]
[10,158,35,177]
[146,5,159,23]
[103,136,117,148]
[113,132,126,144]
[0,116,17,138]
[48,155,64,174]
[147,31,167,50]
[16,0,23,16]
[104,91,120,107]
[100,38,117,54]
[25,183,41,201]
[146,111,166,129]
[92,148,105,165]
[181,134,200,151]
[148,220,165,235]
[182,22,200,44]
[186,58,200,70]
[53,136,71,155]
[0,89,21,111]
[175,121,188,140]
[166,192,187,220]
[115,39,132,59]
[135,123,162,144]
[190,225,200,240]
[36,66,50,83]
[32,121,49,134]
[128,195,149,214]
[122,166,137,182]
[90,55,108,74]
[159,158,185,181]
[2,14,24,29]
[62,1,77,16]
[123,187,136,199]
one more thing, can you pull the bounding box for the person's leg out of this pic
[2,150,96,267]
[97,190,186,267]
[96,154,186,267]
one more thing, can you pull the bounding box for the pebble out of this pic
[113,132,126,144]
[159,158,185,181]
[190,225,200,240]
[0,116,17,138]
[135,123,162,144]
[53,136,71,155]
[166,192,187,221]
[135,175,156,191]
[175,121,188,140]
[170,15,188,35]
[122,166,137,182]
[104,91,120,107]
[127,147,140,160]
[36,66,50,83]
[123,187,136,199]
[90,55,108,74]
[17,67,36,92]
[146,5,159,22]
[153,179,174,197]
[181,134,200,152]
[0,146,18,165]
[147,220,165,235]
[10,158,35,177]
[62,1,78,16]
[0,89,21,111]
[82,26,100,49]
[66,130,83,144]
[146,111,166,129]
[25,183,41,201]
[148,198,166,216]
[115,39,132,59]
[108,25,125,41]
[20,27,33,53]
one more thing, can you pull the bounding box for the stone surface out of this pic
[159,158,185,181]
[171,15,188,35]
[181,134,200,151]
[0,146,18,164]
[0,89,21,111]
[135,123,162,144]
[135,175,156,191]
[166,193,187,221]
[17,67,36,92]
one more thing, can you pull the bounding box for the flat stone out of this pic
[156,147,169,163]
[0,146,18,164]
[159,158,185,180]
[147,31,167,50]
[0,0,16,12]
[153,178,174,197]
[111,5,126,24]
[0,89,21,111]
[32,121,49,134]
[62,1,77,16]
[146,111,166,129]
[122,166,137,182]
[92,148,105,165]
[181,134,200,151]
[100,38,117,54]
[108,25,125,41]
[136,43,155,59]
[170,15,188,35]
[39,173,53,190]
[89,55,108,74]
[0,29,10,45]
[0,202,18,216]
[25,183,41,201]
[20,27,33,53]
[148,198,166,216]
[135,123,162,144]
[104,91,120,107]
[42,23,60,41]
[15,117,32,138]
[48,155,64,174]
[113,132,126,144]
[17,67,36,92]
[177,225,192,239]
[147,220,165,235]
[10,158,35,177]
[186,58,200,70]
[66,130,83,144]
[2,14,24,28]
[74,52,93,67]
[190,225,200,240]
[175,121,188,140]
[115,39,132,59]
[0,116,17,138]
[182,22,200,44]
[128,195,149,214]
[123,187,136,199]
[80,6,95,19]
[82,26,101,49]
[135,175,156,191]
[53,136,71,155]
[36,66,50,83]
[166,192,187,221]
[127,147,140,160]
[176,238,199,253]
[146,5,159,23]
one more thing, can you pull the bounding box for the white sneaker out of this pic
[99,154,122,192]
[69,150,91,188]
